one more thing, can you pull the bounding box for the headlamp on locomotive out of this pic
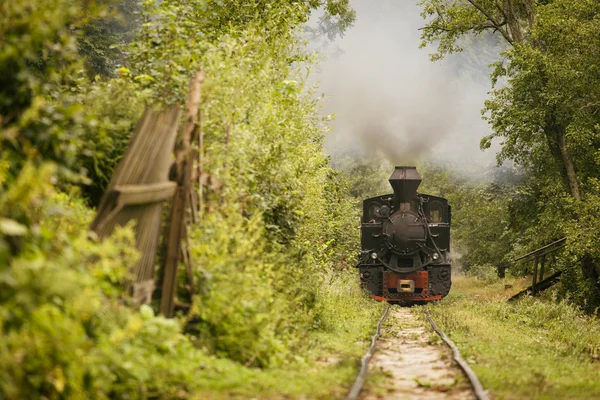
[357,166,451,302]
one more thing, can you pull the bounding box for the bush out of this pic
[0,166,214,399]
[188,211,308,368]
[1,1,382,397]
[467,263,500,283]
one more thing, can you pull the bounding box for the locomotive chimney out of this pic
[389,166,421,204]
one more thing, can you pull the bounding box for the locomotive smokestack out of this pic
[389,166,421,203]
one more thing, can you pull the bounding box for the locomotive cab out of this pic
[358,166,452,302]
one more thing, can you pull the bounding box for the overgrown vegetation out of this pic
[0,0,388,398]
[423,277,600,399]
[417,0,600,311]
[4,0,600,397]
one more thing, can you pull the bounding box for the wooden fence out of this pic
[91,70,204,316]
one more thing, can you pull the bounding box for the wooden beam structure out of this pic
[90,70,204,315]
[91,105,181,304]
[511,238,567,299]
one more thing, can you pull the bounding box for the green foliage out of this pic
[80,0,141,77]
[481,0,600,307]
[482,0,600,170]
[314,269,385,335]
[0,162,379,399]
[419,0,600,309]
[419,0,495,61]
[159,6,369,367]
[0,0,144,200]
[0,0,390,397]
[330,154,392,200]
[72,78,146,204]
[0,0,83,118]
[126,0,355,104]
[1,0,88,179]
[0,163,57,260]
[418,163,518,277]
[189,212,303,368]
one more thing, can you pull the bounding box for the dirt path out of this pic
[361,306,475,400]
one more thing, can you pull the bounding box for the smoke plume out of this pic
[313,0,501,167]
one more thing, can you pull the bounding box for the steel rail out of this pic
[424,307,489,400]
[345,303,391,400]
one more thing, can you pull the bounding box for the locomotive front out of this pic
[357,166,452,302]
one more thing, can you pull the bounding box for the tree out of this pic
[79,0,141,77]
[419,0,600,202]
[419,0,600,305]
[0,0,93,182]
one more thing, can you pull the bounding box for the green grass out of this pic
[185,322,383,399]
[186,275,386,399]
[186,355,363,399]
[421,276,600,399]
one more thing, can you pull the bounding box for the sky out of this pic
[312,0,502,168]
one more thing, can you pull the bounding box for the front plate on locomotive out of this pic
[375,271,442,302]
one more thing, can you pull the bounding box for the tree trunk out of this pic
[522,0,535,29]
[543,123,600,302]
[544,122,582,201]
[504,0,524,42]
[556,129,581,201]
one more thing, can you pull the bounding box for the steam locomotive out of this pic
[357,166,452,302]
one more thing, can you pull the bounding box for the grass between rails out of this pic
[421,276,600,399]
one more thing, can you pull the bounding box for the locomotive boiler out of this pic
[357,166,452,302]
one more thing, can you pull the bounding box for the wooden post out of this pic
[198,108,204,220]
[497,266,506,279]
[182,227,195,295]
[539,254,546,282]
[160,70,204,317]
[532,256,539,296]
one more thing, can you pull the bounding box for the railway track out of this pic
[346,304,489,400]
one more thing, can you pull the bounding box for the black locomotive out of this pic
[357,166,451,302]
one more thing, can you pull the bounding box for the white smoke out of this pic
[311,0,502,168]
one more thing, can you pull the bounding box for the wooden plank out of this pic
[514,237,566,262]
[90,105,181,300]
[92,182,177,233]
[508,271,563,302]
[182,226,195,295]
[133,279,155,306]
[160,187,186,315]
[160,70,204,317]
[189,190,198,224]
[114,182,176,206]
